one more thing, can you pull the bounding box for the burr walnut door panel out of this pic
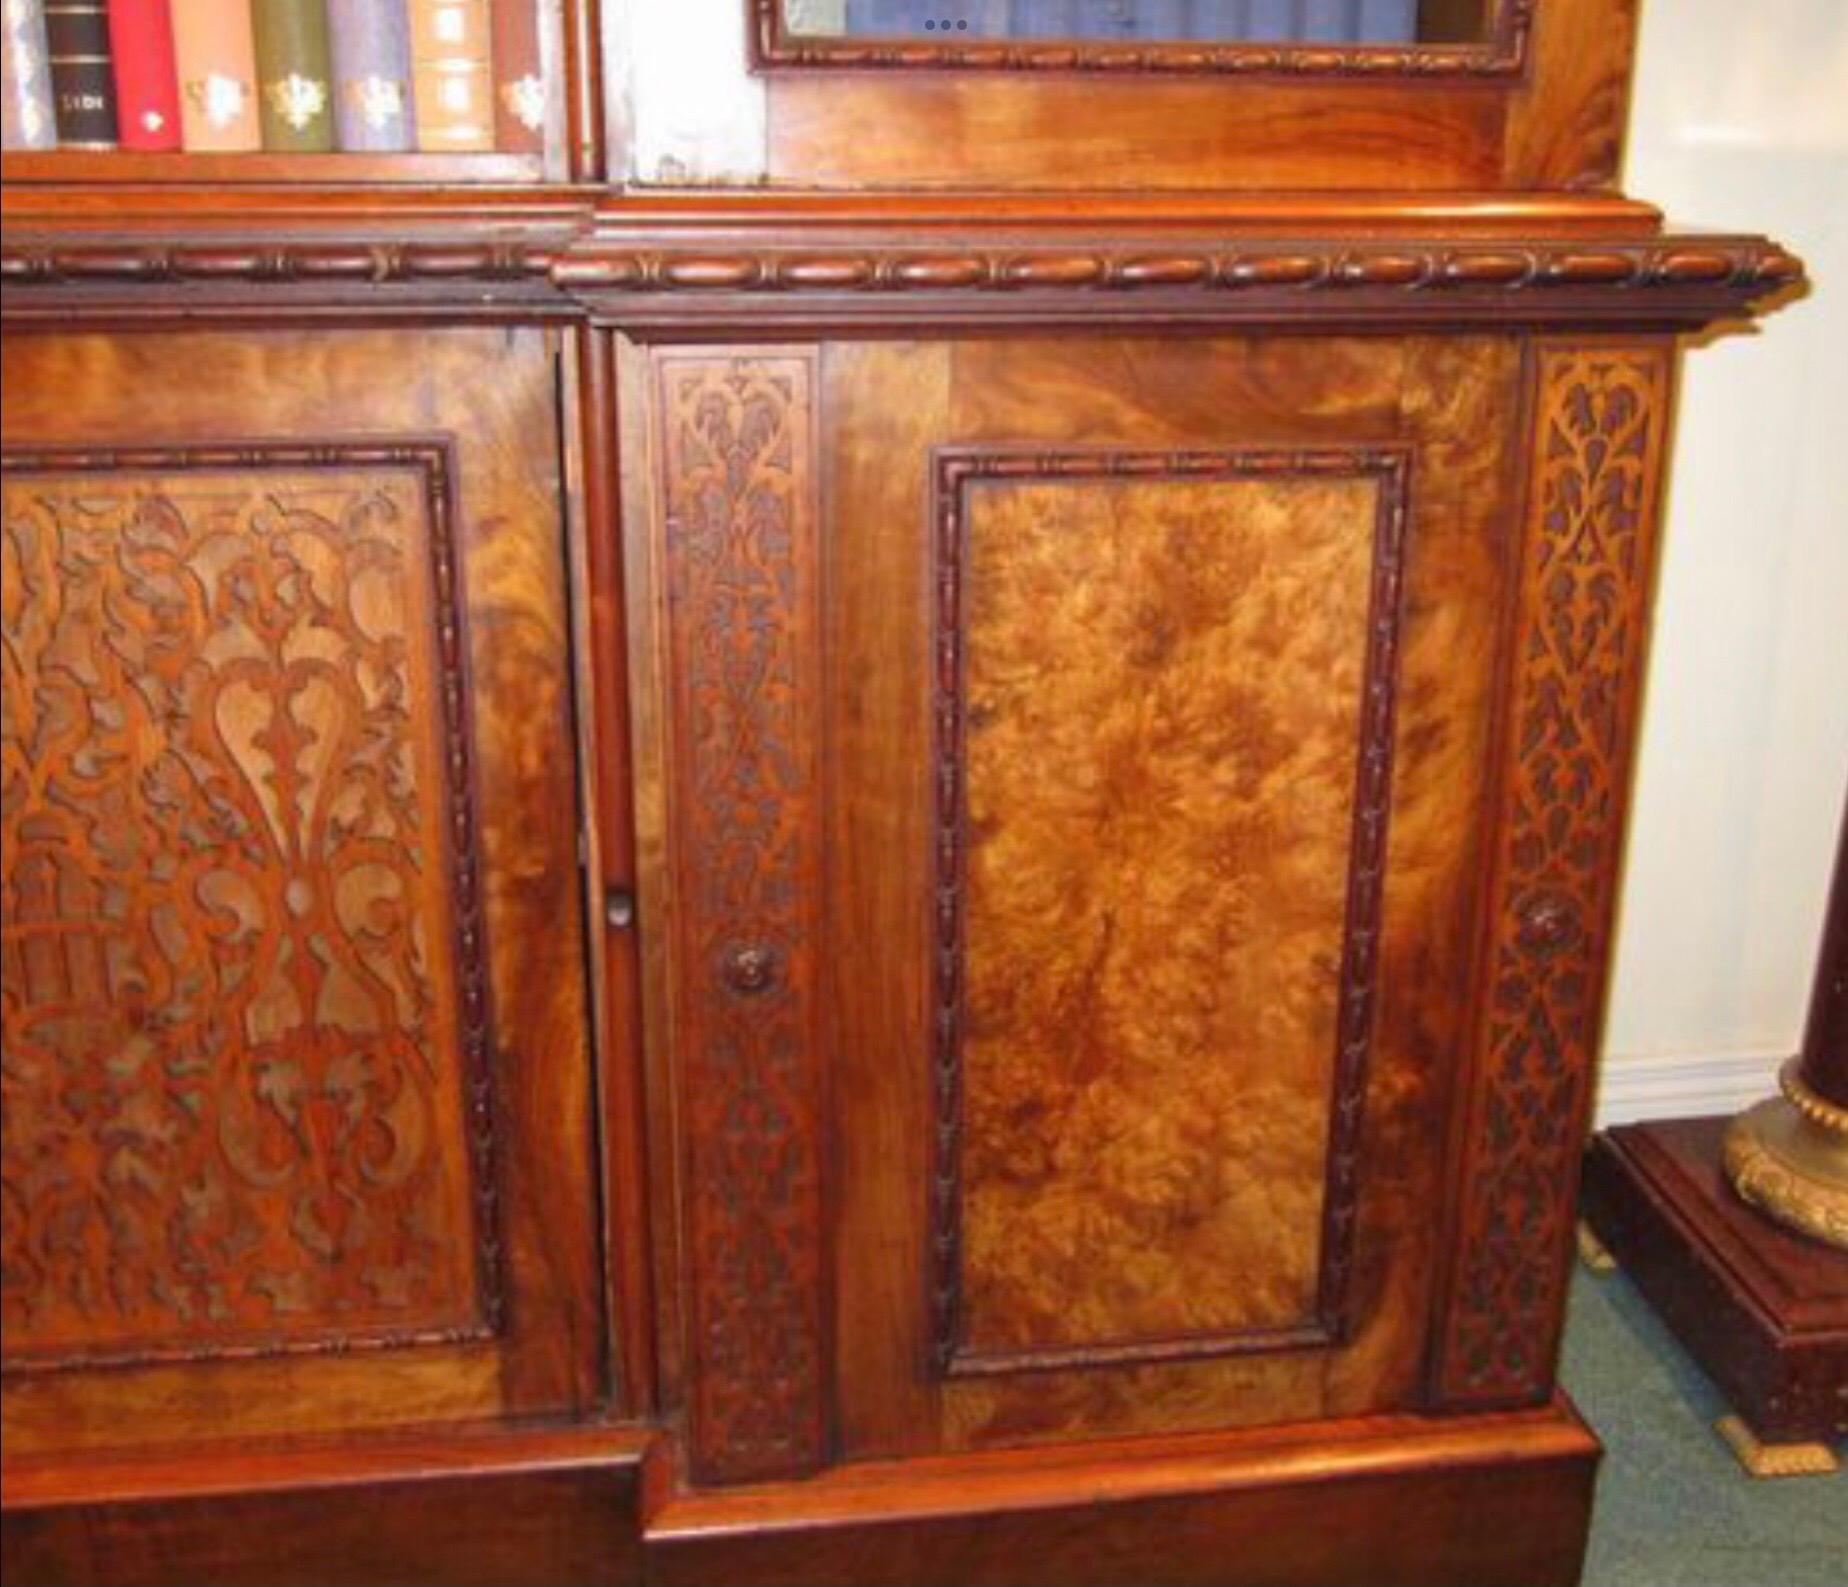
[0,330,601,1454]
[627,334,1531,1479]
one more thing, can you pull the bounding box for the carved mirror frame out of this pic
[748,0,1535,77]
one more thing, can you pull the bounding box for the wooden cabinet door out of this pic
[627,335,1531,1482]
[1,330,601,1454]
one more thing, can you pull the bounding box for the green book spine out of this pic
[251,0,332,152]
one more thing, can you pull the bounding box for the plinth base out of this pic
[1581,1116,1848,1461]
[4,1405,1601,1587]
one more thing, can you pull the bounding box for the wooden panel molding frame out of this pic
[0,440,504,1375]
[929,446,1410,1379]
[749,0,1535,77]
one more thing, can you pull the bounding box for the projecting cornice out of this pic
[0,191,1804,331]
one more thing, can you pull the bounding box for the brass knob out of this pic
[1517,891,1578,955]
[721,942,780,996]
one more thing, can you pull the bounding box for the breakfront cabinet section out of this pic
[0,2,1807,1582]
[0,330,605,1455]
[622,332,1675,1481]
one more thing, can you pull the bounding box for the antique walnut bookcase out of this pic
[0,2,1805,1584]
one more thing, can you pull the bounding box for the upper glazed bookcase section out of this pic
[0,0,565,185]
[739,0,1641,192]
[761,0,1518,70]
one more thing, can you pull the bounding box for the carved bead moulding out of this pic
[0,233,1802,330]
[0,244,558,287]
[1435,346,1671,1405]
[750,0,1535,76]
[652,353,829,1484]
[556,238,1800,301]
[930,446,1411,1378]
[0,441,504,1374]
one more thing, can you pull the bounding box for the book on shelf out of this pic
[43,0,117,146]
[171,0,259,150]
[411,0,492,153]
[1357,0,1418,43]
[2,0,56,149]
[327,0,413,153]
[1247,0,1294,37]
[490,0,540,153]
[108,0,181,150]
[9,0,537,157]
[252,0,333,151]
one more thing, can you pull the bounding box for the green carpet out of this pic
[1561,1266,1846,1587]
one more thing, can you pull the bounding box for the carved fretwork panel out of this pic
[0,445,498,1371]
[1435,345,1672,1404]
[653,353,829,1485]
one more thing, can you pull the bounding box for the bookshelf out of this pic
[1,0,567,183]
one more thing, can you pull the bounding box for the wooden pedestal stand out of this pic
[1581,797,1848,1476]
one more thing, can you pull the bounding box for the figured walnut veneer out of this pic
[781,335,1524,1466]
[931,449,1408,1376]
[1,444,498,1372]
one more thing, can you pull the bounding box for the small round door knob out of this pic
[1518,891,1579,955]
[721,943,781,996]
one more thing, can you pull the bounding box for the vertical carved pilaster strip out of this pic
[655,352,828,1483]
[1434,343,1673,1405]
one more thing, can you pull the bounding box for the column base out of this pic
[1722,1064,1848,1251]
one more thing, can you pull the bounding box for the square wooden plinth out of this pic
[1581,1116,1848,1448]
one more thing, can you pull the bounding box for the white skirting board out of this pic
[1592,1050,1787,1129]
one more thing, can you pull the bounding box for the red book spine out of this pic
[107,0,181,149]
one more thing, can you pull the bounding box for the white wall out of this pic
[1597,1,1848,1123]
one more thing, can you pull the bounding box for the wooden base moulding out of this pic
[2,1402,1600,1587]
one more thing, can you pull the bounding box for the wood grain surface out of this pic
[762,0,1632,193]
[938,453,1404,1374]
[0,329,602,1454]
[644,350,831,1485]
[0,1,1803,1577]
[647,1400,1599,1587]
[2,445,494,1372]
[816,334,1521,1459]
